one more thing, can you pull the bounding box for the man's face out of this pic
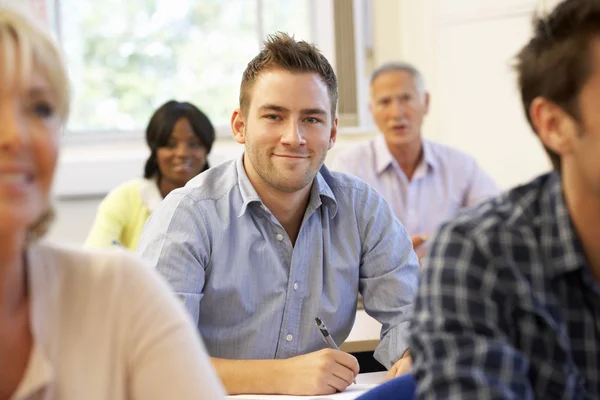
[567,37,600,197]
[232,68,337,194]
[370,70,429,149]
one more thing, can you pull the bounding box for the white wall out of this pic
[50,0,557,245]
[433,0,551,188]
[51,197,102,245]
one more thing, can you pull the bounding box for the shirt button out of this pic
[276,233,284,241]
[286,334,293,342]
[293,282,299,290]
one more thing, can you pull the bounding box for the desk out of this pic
[340,310,382,353]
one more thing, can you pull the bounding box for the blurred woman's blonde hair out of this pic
[0,2,70,240]
[0,2,70,121]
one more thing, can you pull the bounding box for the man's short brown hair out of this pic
[515,0,600,170]
[239,32,338,119]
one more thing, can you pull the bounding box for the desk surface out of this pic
[340,310,382,353]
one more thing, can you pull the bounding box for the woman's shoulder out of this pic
[26,242,227,398]
[100,178,148,210]
[29,241,163,298]
[108,178,145,194]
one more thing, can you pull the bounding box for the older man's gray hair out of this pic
[370,61,427,99]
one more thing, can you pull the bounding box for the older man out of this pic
[331,62,499,256]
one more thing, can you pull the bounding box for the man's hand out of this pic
[411,234,430,261]
[386,351,412,380]
[282,349,360,395]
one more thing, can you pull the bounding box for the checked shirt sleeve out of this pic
[408,220,533,400]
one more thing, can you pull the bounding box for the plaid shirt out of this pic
[409,172,600,399]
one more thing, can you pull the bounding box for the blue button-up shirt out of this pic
[137,154,419,368]
[410,172,600,398]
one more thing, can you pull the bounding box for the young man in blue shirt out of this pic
[138,33,419,396]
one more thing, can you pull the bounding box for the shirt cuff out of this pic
[373,321,409,369]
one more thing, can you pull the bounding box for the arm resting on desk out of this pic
[211,349,359,396]
[211,357,285,395]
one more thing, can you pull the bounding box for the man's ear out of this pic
[530,97,577,157]
[328,117,338,150]
[231,108,246,144]
[423,92,430,114]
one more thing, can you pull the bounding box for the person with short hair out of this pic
[409,0,600,397]
[138,32,419,396]
[331,62,499,259]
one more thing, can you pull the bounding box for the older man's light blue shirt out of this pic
[330,136,500,237]
[137,154,419,368]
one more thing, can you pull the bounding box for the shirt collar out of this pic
[12,246,55,399]
[235,153,338,219]
[139,178,163,212]
[539,172,588,278]
[374,135,437,175]
[421,138,439,170]
[312,164,338,219]
[374,135,395,175]
[236,154,263,218]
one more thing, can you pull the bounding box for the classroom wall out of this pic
[49,0,556,245]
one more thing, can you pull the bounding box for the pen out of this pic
[314,316,357,384]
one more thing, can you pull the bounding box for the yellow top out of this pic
[84,178,163,251]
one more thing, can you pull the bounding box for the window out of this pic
[54,0,311,135]
[34,0,374,198]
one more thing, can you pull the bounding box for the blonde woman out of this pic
[0,4,225,400]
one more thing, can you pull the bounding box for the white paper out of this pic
[227,383,377,399]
